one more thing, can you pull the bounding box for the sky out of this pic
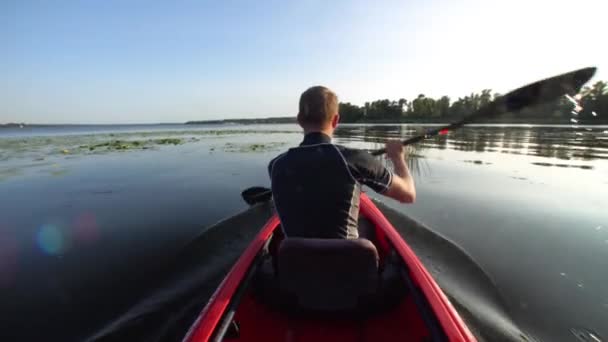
[1,0,606,124]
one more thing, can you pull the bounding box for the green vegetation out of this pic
[339,81,608,124]
[221,142,287,153]
[79,138,184,152]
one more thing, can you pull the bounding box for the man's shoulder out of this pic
[269,150,289,165]
[335,145,375,163]
[268,150,291,175]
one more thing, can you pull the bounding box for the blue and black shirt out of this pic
[268,132,393,239]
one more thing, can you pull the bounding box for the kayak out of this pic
[184,193,476,341]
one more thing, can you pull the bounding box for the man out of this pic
[268,86,416,239]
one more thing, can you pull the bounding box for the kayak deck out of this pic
[184,194,475,342]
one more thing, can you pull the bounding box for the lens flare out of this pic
[72,212,100,244]
[0,232,19,288]
[36,224,65,255]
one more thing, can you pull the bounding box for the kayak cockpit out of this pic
[208,231,446,341]
[184,195,474,342]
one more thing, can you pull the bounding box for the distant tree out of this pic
[339,102,364,122]
[479,89,492,107]
[437,96,450,119]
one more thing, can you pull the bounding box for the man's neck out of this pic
[303,128,333,138]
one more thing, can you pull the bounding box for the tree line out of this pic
[339,81,608,124]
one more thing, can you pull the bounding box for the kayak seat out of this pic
[277,237,380,312]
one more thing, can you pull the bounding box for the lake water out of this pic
[1,123,607,341]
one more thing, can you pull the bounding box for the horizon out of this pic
[2,0,606,124]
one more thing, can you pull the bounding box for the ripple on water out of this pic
[570,327,603,342]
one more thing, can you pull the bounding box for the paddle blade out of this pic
[498,67,596,115]
[241,186,272,205]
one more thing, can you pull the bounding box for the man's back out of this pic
[269,132,392,239]
[269,85,415,240]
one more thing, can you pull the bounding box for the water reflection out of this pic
[335,125,608,163]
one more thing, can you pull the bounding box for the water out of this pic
[1,123,607,341]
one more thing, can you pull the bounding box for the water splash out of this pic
[566,94,585,137]
[571,327,603,342]
[565,94,579,106]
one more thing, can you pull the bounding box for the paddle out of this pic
[241,66,597,204]
[370,66,596,155]
[241,186,272,205]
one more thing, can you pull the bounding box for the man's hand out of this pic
[385,140,405,162]
[382,140,416,203]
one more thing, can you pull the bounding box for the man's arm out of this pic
[342,142,415,203]
[383,140,416,203]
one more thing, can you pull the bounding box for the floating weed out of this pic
[462,160,492,165]
[49,169,68,177]
[153,138,183,145]
[79,138,184,153]
[222,142,287,153]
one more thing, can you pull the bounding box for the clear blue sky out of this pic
[1,0,606,124]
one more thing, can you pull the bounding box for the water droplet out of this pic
[592,111,598,117]
[577,282,585,289]
[560,272,567,277]
[596,226,603,231]
[571,118,578,123]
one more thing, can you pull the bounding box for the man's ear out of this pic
[331,114,340,128]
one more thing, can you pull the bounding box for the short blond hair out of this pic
[297,86,338,127]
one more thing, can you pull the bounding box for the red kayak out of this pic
[184,194,476,341]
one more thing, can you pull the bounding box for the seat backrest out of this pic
[278,237,379,311]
